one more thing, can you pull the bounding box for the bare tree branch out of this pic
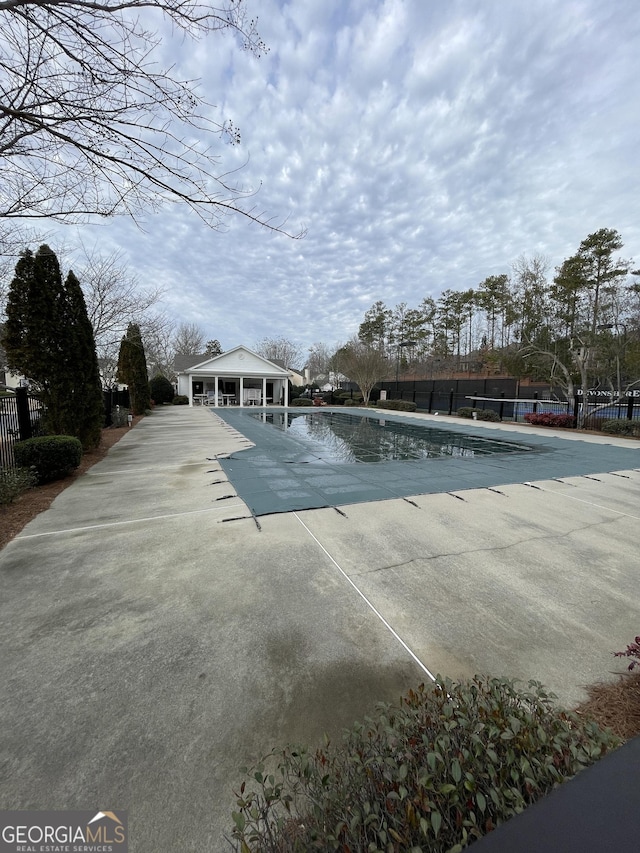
[333,337,389,405]
[254,336,303,370]
[0,0,303,234]
[172,321,206,355]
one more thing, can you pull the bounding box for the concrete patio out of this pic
[0,405,638,851]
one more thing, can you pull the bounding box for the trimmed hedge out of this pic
[231,676,619,853]
[458,407,501,422]
[172,395,189,405]
[369,399,417,412]
[601,418,640,437]
[290,398,313,406]
[524,412,575,428]
[13,435,83,484]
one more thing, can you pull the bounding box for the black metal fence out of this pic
[338,378,640,426]
[1,386,132,470]
[103,387,130,426]
[338,378,545,416]
[0,388,45,469]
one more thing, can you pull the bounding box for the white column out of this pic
[214,376,219,407]
[262,378,267,406]
[284,377,289,407]
[239,377,244,406]
[188,374,194,407]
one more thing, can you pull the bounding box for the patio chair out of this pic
[244,389,261,406]
[205,391,219,406]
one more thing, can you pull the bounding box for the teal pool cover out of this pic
[212,408,640,516]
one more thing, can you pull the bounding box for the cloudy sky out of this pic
[54,0,640,361]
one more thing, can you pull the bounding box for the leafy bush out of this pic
[149,374,175,404]
[343,398,363,406]
[524,412,575,428]
[290,398,313,406]
[369,399,417,412]
[614,636,640,671]
[600,418,640,437]
[172,395,189,405]
[0,466,37,505]
[231,676,619,853]
[476,409,500,422]
[13,435,83,484]
[457,407,501,422]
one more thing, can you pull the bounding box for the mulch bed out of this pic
[575,671,640,741]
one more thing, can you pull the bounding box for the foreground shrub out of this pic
[172,395,189,405]
[615,636,640,671]
[13,435,83,484]
[0,466,37,505]
[601,418,640,437]
[290,398,313,406]
[458,407,501,422]
[524,412,575,428]
[369,399,417,412]
[343,398,363,407]
[231,676,619,853]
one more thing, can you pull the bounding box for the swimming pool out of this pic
[213,407,638,516]
[248,410,535,463]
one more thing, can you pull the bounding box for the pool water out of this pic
[248,411,535,463]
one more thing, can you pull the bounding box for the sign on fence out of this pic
[577,389,640,397]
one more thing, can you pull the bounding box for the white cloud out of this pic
[31,0,640,356]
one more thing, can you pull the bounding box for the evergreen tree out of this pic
[4,247,66,395]
[63,271,105,449]
[117,323,151,415]
[3,245,104,448]
[358,301,392,352]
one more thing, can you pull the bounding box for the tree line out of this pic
[352,228,639,410]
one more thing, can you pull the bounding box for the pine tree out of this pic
[3,245,105,448]
[117,323,151,415]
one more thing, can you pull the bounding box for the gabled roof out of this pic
[173,353,208,373]
[174,345,291,377]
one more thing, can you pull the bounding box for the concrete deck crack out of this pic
[357,515,624,575]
